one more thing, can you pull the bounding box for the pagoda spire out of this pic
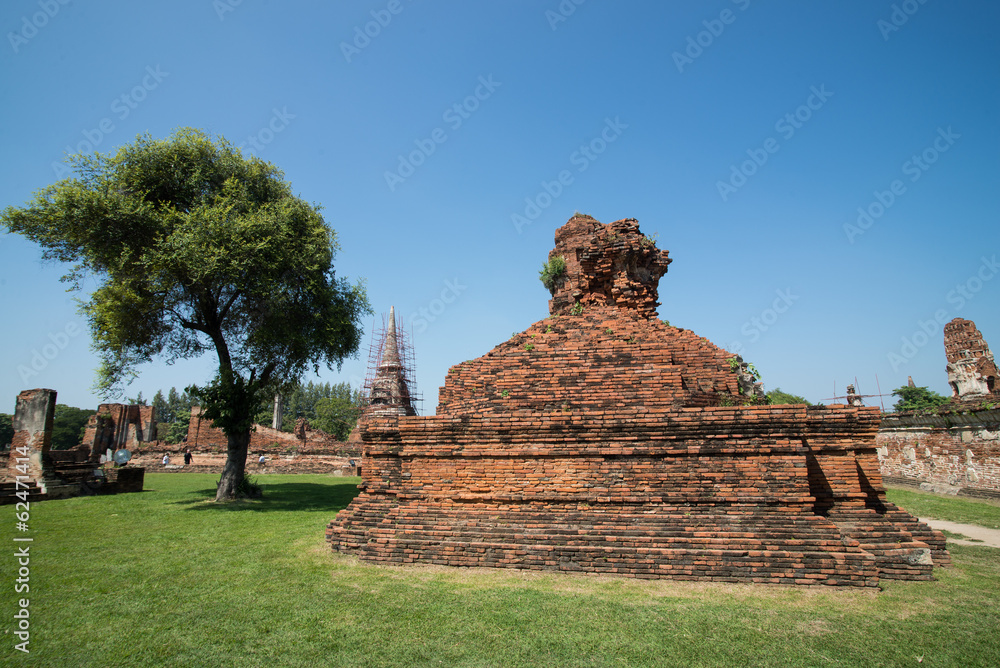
[366,305,417,417]
[380,305,402,369]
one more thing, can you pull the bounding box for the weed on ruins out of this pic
[1,475,997,666]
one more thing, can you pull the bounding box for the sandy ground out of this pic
[921,519,1000,548]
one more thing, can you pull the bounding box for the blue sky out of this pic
[2,0,998,414]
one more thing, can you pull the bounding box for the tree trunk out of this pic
[215,428,251,500]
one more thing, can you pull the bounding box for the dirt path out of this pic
[921,518,1000,548]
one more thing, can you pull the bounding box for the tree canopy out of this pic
[50,404,94,450]
[891,385,950,413]
[152,387,195,443]
[766,388,809,405]
[2,128,371,498]
[254,380,360,439]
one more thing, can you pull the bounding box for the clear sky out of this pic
[2,0,998,414]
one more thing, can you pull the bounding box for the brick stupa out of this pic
[327,215,948,587]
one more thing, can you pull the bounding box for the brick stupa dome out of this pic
[438,216,743,415]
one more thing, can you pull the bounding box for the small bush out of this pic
[539,255,567,295]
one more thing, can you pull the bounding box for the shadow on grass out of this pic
[173,481,362,513]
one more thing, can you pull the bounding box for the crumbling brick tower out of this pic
[328,215,947,587]
[944,318,999,400]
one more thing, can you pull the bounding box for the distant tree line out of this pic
[890,385,949,413]
[253,381,361,441]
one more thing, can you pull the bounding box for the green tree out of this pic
[313,383,361,440]
[0,414,13,450]
[891,385,950,413]
[767,388,809,405]
[2,128,371,499]
[125,391,147,406]
[50,405,94,450]
[254,380,360,437]
[153,386,195,440]
[167,410,191,444]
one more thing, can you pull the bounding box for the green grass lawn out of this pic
[1,474,998,667]
[885,486,1000,529]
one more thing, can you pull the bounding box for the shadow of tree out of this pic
[173,481,362,513]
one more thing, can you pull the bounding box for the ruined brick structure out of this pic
[2,389,144,502]
[878,409,1000,498]
[4,389,58,486]
[877,317,1000,498]
[186,407,345,452]
[82,404,158,460]
[944,318,999,400]
[327,215,947,587]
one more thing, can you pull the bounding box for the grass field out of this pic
[1,474,998,667]
[884,486,1000,529]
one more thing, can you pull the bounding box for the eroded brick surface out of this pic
[944,318,1000,400]
[5,388,56,483]
[878,410,1000,498]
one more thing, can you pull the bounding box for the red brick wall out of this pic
[185,407,349,453]
[877,409,1000,495]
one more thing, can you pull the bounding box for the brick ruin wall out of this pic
[944,318,999,400]
[331,406,946,587]
[877,409,1000,499]
[4,388,55,484]
[2,389,145,501]
[133,408,360,475]
[82,404,158,456]
[329,215,948,587]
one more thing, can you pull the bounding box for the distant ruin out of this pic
[2,389,144,503]
[878,317,1000,498]
[83,403,159,455]
[944,318,999,400]
[328,215,947,587]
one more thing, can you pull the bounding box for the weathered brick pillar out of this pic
[6,389,57,484]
